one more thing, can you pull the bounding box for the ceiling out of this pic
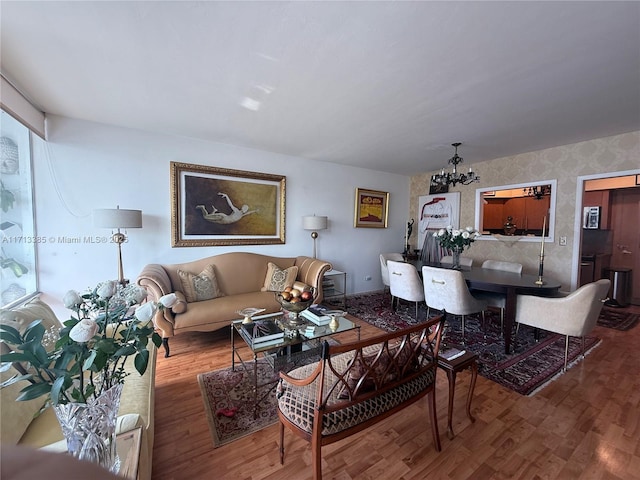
[1,1,639,175]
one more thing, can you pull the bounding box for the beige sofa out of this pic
[137,252,332,357]
[0,297,156,480]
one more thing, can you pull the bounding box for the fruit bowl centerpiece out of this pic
[275,286,315,323]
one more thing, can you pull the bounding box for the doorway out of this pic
[574,170,640,305]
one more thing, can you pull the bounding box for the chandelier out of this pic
[431,142,480,187]
[523,185,550,200]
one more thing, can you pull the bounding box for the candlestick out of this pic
[536,216,546,285]
[540,216,546,256]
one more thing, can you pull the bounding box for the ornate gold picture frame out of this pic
[171,162,285,247]
[354,188,389,228]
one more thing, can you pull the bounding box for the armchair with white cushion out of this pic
[515,279,610,371]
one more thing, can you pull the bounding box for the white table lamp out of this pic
[302,215,328,259]
[93,206,142,284]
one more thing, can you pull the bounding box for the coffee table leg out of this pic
[466,360,478,423]
[446,370,456,440]
[253,352,259,419]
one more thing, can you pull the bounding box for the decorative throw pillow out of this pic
[261,262,298,292]
[177,264,224,302]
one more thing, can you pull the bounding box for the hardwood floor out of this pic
[152,305,640,480]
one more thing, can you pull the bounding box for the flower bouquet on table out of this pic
[433,226,480,269]
[0,280,174,473]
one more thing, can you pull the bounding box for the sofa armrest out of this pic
[294,257,332,304]
[136,264,176,338]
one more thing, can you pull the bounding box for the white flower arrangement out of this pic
[433,225,480,250]
[0,281,174,407]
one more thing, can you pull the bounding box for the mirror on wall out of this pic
[474,180,557,242]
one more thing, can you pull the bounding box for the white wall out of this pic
[34,115,409,315]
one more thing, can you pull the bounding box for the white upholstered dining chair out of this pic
[515,279,610,371]
[477,260,524,333]
[387,261,425,319]
[421,265,488,339]
[380,253,405,304]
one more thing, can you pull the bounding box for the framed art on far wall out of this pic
[170,162,285,247]
[354,188,389,228]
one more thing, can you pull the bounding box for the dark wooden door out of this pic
[609,188,640,305]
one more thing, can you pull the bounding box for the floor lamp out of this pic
[302,215,328,259]
[93,206,142,285]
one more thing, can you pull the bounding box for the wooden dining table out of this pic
[413,261,562,353]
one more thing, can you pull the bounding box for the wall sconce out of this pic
[93,206,142,285]
[302,215,328,259]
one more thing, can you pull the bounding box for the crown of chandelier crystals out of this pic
[431,142,480,187]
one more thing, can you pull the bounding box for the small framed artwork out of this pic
[170,162,285,247]
[354,188,389,228]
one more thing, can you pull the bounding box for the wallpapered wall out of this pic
[409,131,640,290]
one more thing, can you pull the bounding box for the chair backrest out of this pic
[481,260,523,274]
[515,279,611,337]
[380,253,405,287]
[440,255,473,267]
[559,279,611,336]
[387,261,425,302]
[421,265,485,316]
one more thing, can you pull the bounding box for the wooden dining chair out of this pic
[387,260,425,319]
[477,260,523,334]
[515,279,610,371]
[421,265,488,339]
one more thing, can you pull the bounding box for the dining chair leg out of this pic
[563,335,569,372]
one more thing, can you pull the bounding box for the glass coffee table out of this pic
[231,311,360,416]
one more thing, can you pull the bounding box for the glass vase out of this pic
[53,383,123,474]
[451,246,464,270]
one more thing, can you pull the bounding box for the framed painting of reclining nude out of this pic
[171,162,286,247]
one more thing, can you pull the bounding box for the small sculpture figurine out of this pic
[503,216,517,236]
[404,218,415,255]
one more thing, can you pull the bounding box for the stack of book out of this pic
[300,304,343,326]
[239,318,285,348]
[439,347,466,361]
[322,277,336,297]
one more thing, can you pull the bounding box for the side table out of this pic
[437,349,478,440]
[323,269,347,309]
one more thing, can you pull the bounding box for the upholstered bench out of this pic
[276,316,445,480]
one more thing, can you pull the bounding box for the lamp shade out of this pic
[302,215,328,231]
[93,208,142,229]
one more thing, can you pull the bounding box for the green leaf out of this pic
[82,350,98,371]
[151,332,162,348]
[0,325,24,344]
[0,373,34,388]
[50,376,67,405]
[134,350,149,376]
[16,381,51,402]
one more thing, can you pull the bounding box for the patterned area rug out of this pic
[327,291,602,396]
[198,360,280,448]
[597,306,640,331]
